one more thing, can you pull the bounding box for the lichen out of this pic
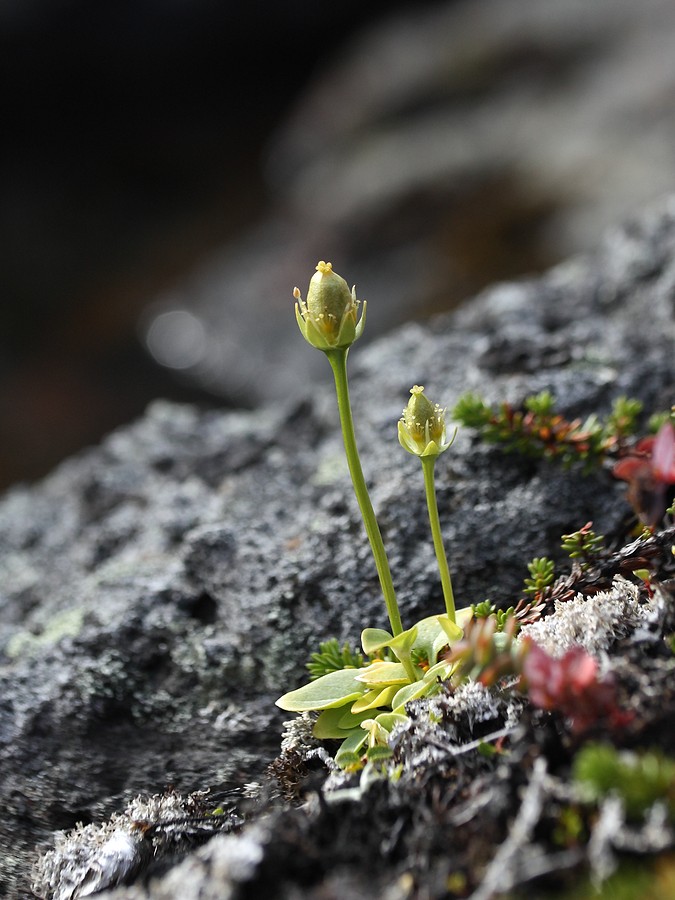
[32,791,238,900]
[518,576,646,658]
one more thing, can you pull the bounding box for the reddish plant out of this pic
[613,421,675,526]
[521,642,631,734]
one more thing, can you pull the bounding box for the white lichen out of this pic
[518,576,647,658]
[32,791,230,900]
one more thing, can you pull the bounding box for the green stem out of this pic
[326,349,403,636]
[399,651,422,683]
[421,455,456,623]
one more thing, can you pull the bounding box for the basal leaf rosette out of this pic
[276,609,471,767]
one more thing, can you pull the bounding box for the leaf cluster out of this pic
[523,556,555,596]
[277,612,470,769]
[452,391,643,471]
[561,522,605,563]
[470,600,516,632]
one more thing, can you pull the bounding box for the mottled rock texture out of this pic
[2,196,675,897]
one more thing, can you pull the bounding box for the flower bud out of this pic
[398,385,454,457]
[294,261,366,351]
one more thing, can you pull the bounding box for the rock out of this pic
[2,194,675,897]
[148,0,675,406]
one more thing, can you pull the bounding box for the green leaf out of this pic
[313,705,374,739]
[387,625,419,660]
[391,679,432,712]
[355,661,409,686]
[423,659,453,682]
[351,685,399,714]
[366,745,393,762]
[276,668,365,712]
[306,638,364,680]
[457,607,474,627]
[437,614,463,644]
[335,729,368,768]
[372,712,408,733]
[492,632,512,653]
[361,628,393,655]
[337,705,383,731]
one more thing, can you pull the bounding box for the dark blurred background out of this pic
[2,0,675,490]
[0,0,431,488]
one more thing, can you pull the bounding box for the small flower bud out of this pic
[294,261,366,351]
[398,385,455,457]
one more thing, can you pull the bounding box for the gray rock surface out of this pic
[2,195,675,897]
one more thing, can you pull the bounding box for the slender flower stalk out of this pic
[326,349,403,636]
[294,261,402,636]
[421,455,456,622]
[398,385,457,623]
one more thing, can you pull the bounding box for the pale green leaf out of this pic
[372,712,408,733]
[361,628,393,655]
[314,705,373,739]
[355,660,409,686]
[276,668,365,712]
[391,679,434,712]
[437,613,463,645]
[335,729,368,768]
[457,607,474,627]
[351,684,399,714]
[410,615,446,665]
[387,625,419,660]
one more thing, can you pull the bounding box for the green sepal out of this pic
[276,668,365,712]
[354,300,367,341]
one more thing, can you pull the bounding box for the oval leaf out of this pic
[392,679,433,712]
[314,705,373,739]
[351,684,399,714]
[335,729,368,768]
[372,712,409,733]
[276,668,365,712]
[361,628,393,655]
[355,661,409,686]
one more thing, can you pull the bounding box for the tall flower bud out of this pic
[398,386,455,458]
[294,261,366,351]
